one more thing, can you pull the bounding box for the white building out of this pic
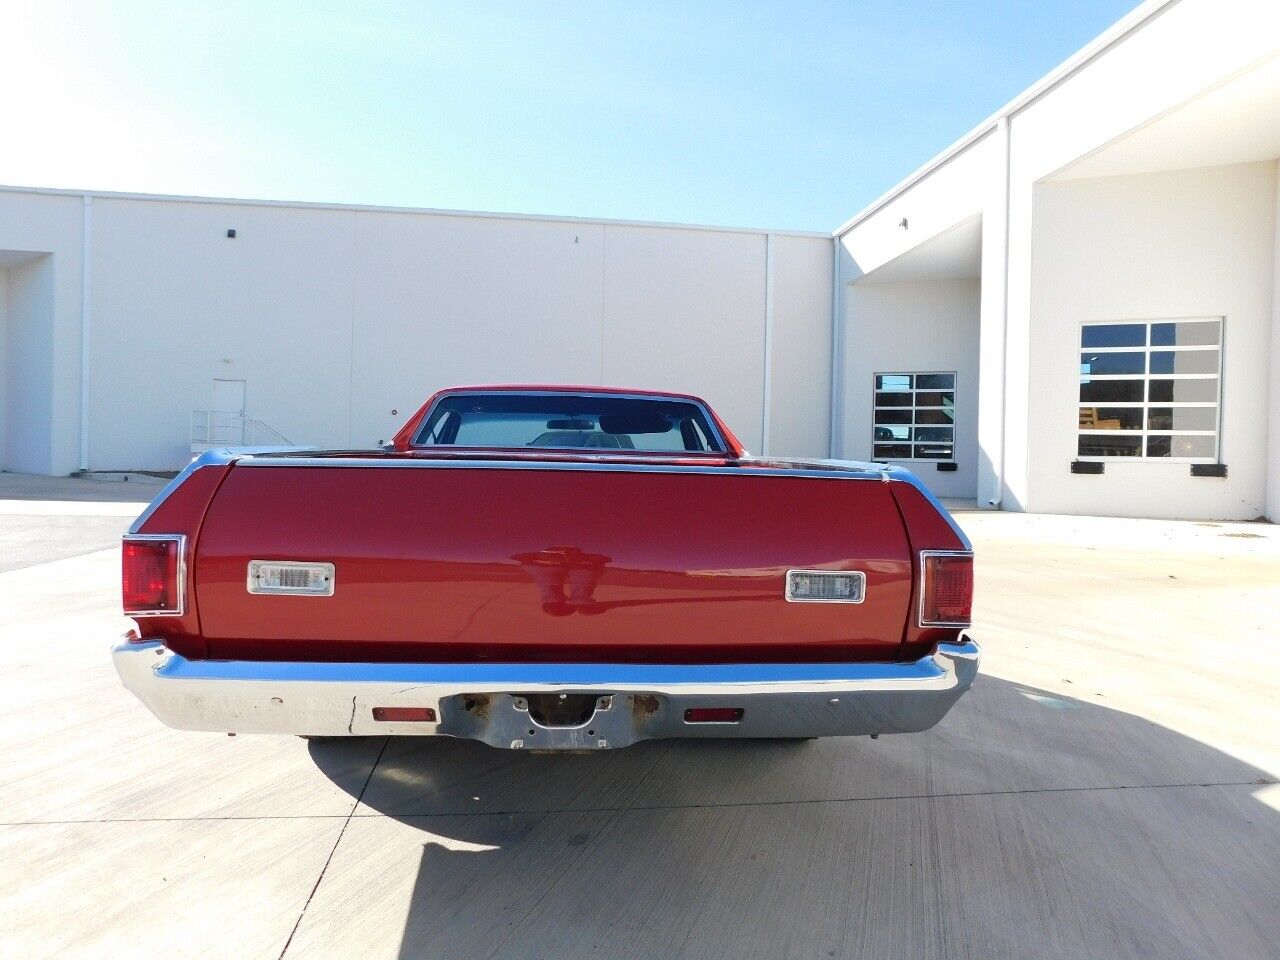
[2,0,1278,521]
[0,195,834,475]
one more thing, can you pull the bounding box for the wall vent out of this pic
[1071,461,1104,475]
[1190,463,1227,478]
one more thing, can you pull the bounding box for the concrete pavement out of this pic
[0,474,1276,959]
[0,470,164,571]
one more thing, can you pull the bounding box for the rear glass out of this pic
[413,394,724,453]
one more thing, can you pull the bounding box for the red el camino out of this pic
[113,385,979,750]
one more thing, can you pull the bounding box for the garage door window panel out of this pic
[1078,319,1222,463]
[873,372,956,462]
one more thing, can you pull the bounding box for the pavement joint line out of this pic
[479,804,623,960]
[476,739,676,960]
[1,777,1270,828]
[923,738,950,957]
[276,736,390,960]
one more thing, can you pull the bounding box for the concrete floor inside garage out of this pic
[0,473,1276,960]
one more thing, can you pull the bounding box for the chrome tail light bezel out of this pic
[917,549,974,628]
[122,533,187,617]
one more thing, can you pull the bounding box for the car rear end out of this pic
[113,390,977,749]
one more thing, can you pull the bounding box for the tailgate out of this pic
[193,463,914,663]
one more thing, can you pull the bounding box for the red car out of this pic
[113,385,978,750]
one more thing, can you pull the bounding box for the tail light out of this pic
[919,550,972,627]
[372,707,437,722]
[684,707,744,723]
[122,535,185,616]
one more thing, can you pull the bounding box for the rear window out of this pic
[413,393,723,453]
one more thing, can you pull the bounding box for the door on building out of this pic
[209,379,246,444]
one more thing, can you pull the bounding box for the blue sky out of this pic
[1,1,1139,231]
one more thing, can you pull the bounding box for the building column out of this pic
[976,118,1010,508]
[1267,161,1280,521]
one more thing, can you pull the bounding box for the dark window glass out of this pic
[1080,352,1145,375]
[873,444,911,459]
[874,408,912,424]
[1150,321,1220,347]
[913,426,952,442]
[1079,407,1144,430]
[1149,350,1218,375]
[915,408,955,425]
[1078,434,1141,457]
[1146,407,1216,432]
[1082,324,1146,348]
[913,444,954,459]
[874,425,910,441]
[1145,435,1215,458]
[915,373,955,389]
[915,391,954,407]
[875,374,912,391]
[1079,379,1143,403]
[1148,379,1217,403]
[874,392,913,407]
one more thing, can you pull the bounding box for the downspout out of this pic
[989,115,1012,509]
[1267,161,1280,521]
[761,233,774,455]
[79,195,93,473]
[827,234,843,460]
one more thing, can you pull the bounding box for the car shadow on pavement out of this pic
[306,674,1279,960]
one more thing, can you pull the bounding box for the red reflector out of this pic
[372,707,437,722]
[684,707,744,723]
[122,536,183,615]
[920,551,973,627]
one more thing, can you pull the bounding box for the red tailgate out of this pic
[193,464,914,663]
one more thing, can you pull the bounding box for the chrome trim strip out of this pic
[917,549,974,629]
[234,456,885,481]
[408,389,730,454]
[247,560,336,597]
[121,534,187,617]
[784,569,867,603]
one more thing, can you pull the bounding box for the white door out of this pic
[210,379,246,443]
[212,379,245,414]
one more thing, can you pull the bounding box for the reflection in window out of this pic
[1078,319,1221,462]
[873,372,956,461]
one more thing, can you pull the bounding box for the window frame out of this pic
[871,370,957,464]
[1076,317,1224,464]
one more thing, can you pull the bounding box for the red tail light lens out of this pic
[372,707,438,722]
[122,536,184,615]
[684,707,744,723]
[919,551,973,627]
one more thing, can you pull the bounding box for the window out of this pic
[872,372,955,461]
[413,393,723,453]
[1077,319,1222,461]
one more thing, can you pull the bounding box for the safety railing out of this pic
[191,411,292,448]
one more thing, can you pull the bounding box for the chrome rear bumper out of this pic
[112,638,980,749]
